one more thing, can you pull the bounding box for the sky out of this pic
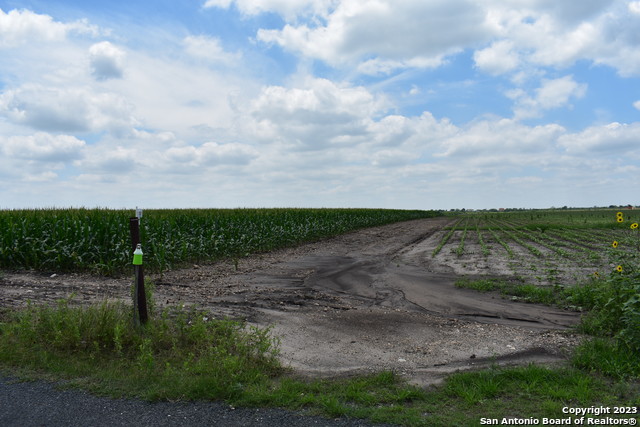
[1,0,639,210]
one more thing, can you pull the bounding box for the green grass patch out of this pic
[439,364,638,420]
[0,298,282,401]
[236,365,639,425]
[572,338,640,380]
[455,278,557,305]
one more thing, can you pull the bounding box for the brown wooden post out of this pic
[129,217,148,324]
[129,217,141,251]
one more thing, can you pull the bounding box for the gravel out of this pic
[0,376,390,427]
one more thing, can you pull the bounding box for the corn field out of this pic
[0,208,441,275]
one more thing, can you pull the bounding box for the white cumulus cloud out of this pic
[165,142,258,167]
[248,78,387,149]
[0,85,138,134]
[240,0,640,79]
[509,75,587,119]
[437,119,565,160]
[183,35,240,65]
[203,0,336,20]
[1,132,86,162]
[558,122,640,154]
[89,41,125,80]
[481,1,640,77]
[370,149,418,167]
[257,0,490,72]
[0,8,98,47]
[474,40,520,75]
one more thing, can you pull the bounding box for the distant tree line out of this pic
[448,204,637,213]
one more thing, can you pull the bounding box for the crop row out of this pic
[432,209,639,285]
[438,210,639,256]
[474,208,636,230]
[0,208,441,275]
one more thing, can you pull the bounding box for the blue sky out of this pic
[1,0,639,210]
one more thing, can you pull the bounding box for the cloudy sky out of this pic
[1,0,639,210]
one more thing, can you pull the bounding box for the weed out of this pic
[572,338,640,379]
[0,298,282,400]
[455,278,557,305]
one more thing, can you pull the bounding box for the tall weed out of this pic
[0,298,282,399]
[570,213,640,378]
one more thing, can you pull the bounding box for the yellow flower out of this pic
[616,265,623,273]
[617,217,624,223]
[631,222,639,229]
[617,211,624,218]
[612,241,619,248]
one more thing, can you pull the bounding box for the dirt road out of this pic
[0,217,581,386]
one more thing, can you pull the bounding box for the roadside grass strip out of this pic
[0,299,637,427]
[0,299,283,401]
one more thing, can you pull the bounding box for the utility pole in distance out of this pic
[129,214,148,325]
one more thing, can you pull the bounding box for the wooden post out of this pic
[129,217,148,325]
[129,217,140,252]
[134,262,148,324]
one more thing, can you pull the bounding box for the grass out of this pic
[572,338,640,379]
[0,298,282,401]
[455,277,558,305]
[438,364,638,421]
[1,296,638,426]
[456,272,638,313]
[238,364,638,425]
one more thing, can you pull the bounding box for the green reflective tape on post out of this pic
[133,244,143,265]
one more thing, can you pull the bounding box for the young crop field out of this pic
[430,208,640,287]
[0,208,441,275]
